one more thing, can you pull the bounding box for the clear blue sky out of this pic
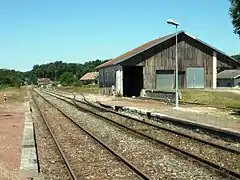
[0,0,239,71]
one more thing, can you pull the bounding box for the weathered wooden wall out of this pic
[142,34,216,89]
[99,32,240,91]
[117,33,212,89]
[98,65,121,88]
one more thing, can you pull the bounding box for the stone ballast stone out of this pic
[97,102,240,141]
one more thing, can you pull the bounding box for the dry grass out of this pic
[0,86,27,104]
[180,89,240,109]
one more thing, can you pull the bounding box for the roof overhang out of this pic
[234,74,240,79]
[96,31,240,69]
[113,31,184,66]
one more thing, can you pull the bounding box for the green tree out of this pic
[0,69,24,87]
[59,72,77,86]
[229,0,240,38]
[232,54,240,61]
[0,59,107,86]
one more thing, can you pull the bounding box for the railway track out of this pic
[31,91,76,179]
[51,90,240,146]
[48,90,240,151]
[44,89,240,180]
[48,90,240,148]
[31,90,150,180]
[50,90,240,142]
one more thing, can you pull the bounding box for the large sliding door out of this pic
[186,67,205,88]
[156,70,174,89]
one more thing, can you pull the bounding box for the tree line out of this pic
[232,54,240,61]
[229,0,240,38]
[0,59,108,88]
[0,69,24,89]
[25,59,108,86]
[0,55,240,88]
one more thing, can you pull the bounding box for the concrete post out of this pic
[212,51,217,89]
[115,67,123,96]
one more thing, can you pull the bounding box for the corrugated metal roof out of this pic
[217,70,240,79]
[95,31,240,69]
[95,31,181,69]
[80,72,99,81]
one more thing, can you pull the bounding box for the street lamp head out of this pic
[167,19,179,27]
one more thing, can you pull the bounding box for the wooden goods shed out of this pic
[96,31,240,97]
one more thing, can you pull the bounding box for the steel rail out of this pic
[32,122,41,173]
[30,91,78,180]
[45,90,240,179]
[48,90,240,154]
[52,90,240,141]
[34,89,151,180]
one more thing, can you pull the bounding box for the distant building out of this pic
[80,72,99,84]
[37,78,51,87]
[217,70,240,88]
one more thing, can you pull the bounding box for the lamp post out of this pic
[167,19,179,108]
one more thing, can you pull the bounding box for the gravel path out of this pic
[35,92,141,180]
[41,91,229,179]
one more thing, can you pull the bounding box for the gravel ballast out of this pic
[41,91,230,179]
[30,96,71,179]
[49,90,240,149]
[34,93,141,180]
[118,109,240,149]
[81,106,240,173]
[47,92,239,174]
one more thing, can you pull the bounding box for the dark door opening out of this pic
[123,66,143,97]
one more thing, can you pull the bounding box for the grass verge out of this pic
[0,86,27,104]
[180,89,240,110]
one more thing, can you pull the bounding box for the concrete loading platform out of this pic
[19,101,43,180]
